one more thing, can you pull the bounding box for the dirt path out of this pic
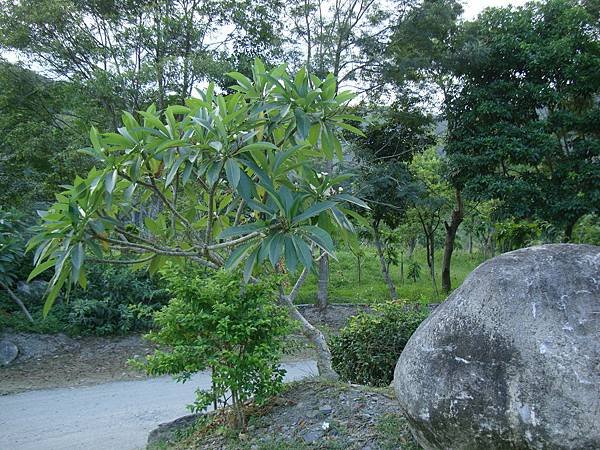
[0,304,369,395]
[0,360,318,450]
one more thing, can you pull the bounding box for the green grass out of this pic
[297,247,484,305]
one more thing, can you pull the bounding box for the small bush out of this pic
[139,269,292,430]
[330,302,428,386]
[63,263,169,335]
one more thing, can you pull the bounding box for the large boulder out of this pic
[393,244,600,450]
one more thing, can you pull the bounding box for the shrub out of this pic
[65,263,170,335]
[139,269,292,430]
[330,302,428,386]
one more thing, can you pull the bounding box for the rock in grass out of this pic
[0,340,19,366]
[393,244,600,450]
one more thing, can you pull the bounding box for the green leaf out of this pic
[284,236,298,273]
[43,271,68,317]
[27,259,56,282]
[243,248,259,282]
[224,242,255,270]
[71,242,84,274]
[90,126,101,150]
[105,170,117,194]
[236,142,279,154]
[301,226,334,254]
[334,193,370,209]
[292,235,312,270]
[268,234,284,267]
[225,159,241,188]
[218,223,264,240]
[294,108,310,140]
[336,122,365,137]
[227,72,252,90]
[292,201,336,225]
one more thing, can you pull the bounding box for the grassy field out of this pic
[297,247,485,305]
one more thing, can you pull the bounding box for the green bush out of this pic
[67,264,169,336]
[65,263,170,335]
[1,261,169,335]
[140,269,292,430]
[330,302,428,386]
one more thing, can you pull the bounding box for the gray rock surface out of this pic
[147,413,202,446]
[0,340,19,366]
[393,244,600,450]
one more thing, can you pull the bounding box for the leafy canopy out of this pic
[27,60,367,314]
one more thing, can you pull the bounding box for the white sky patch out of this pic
[462,0,530,20]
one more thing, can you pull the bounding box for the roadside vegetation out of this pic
[0,0,597,444]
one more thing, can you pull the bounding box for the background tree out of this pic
[351,103,433,299]
[0,0,286,124]
[0,61,93,208]
[446,0,600,241]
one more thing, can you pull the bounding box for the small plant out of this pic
[406,260,421,283]
[330,301,428,386]
[66,263,170,335]
[139,268,293,430]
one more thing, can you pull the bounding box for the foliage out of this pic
[572,214,600,246]
[0,208,29,286]
[330,301,428,386]
[446,0,600,238]
[351,104,433,229]
[66,263,170,335]
[1,261,169,335]
[140,269,292,429]
[0,62,93,208]
[297,247,481,304]
[494,219,542,253]
[406,260,421,283]
[0,0,287,121]
[27,60,365,317]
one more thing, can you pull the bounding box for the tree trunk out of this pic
[563,218,578,242]
[316,252,329,309]
[407,238,416,258]
[468,233,473,254]
[280,295,338,379]
[400,251,404,285]
[1,282,34,323]
[373,222,398,300]
[441,190,464,294]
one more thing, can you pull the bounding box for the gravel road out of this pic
[0,360,317,450]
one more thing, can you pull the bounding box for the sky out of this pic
[462,0,530,19]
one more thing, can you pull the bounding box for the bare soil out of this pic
[0,304,368,395]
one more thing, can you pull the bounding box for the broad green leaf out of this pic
[27,259,56,282]
[225,159,241,188]
[292,201,336,225]
[294,108,310,140]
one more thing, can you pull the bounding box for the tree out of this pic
[0,61,94,208]
[287,0,413,307]
[0,0,286,125]
[351,104,433,300]
[385,0,466,294]
[446,0,600,241]
[409,147,451,298]
[288,0,416,91]
[27,61,366,379]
